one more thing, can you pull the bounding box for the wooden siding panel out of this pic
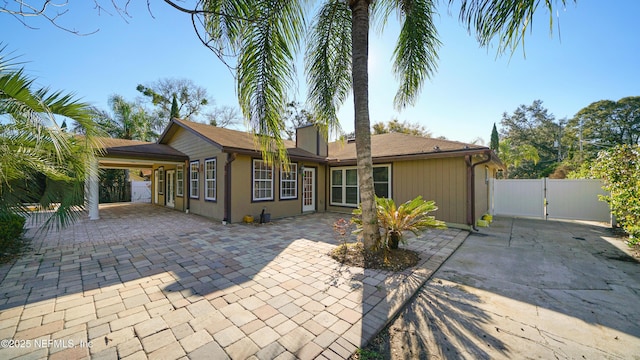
[166,127,225,220]
[393,158,467,225]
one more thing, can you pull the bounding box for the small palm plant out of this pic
[353,196,446,251]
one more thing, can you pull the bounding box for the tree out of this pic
[282,101,315,140]
[0,46,101,230]
[136,78,212,130]
[498,138,540,178]
[208,104,242,128]
[105,95,158,141]
[161,0,573,256]
[490,123,499,153]
[0,0,132,35]
[372,119,431,137]
[170,94,180,120]
[565,96,640,162]
[499,100,561,178]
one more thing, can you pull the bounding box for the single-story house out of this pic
[94,118,502,229]
[87,119,503,227]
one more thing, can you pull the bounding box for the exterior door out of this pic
[302,167,315,212]
[166,170,175,208]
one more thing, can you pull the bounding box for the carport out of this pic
[86,138,188,220]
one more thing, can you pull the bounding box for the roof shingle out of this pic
[328,133,488,163]
[168,119,325,161]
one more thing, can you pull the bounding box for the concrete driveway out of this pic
[380,217,640,359]
[0,203,466,359]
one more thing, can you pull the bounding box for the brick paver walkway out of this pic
[0,203,467,359]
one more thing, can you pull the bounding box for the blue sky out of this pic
[2,1,639,143]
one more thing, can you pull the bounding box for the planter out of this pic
[388,231,401,249]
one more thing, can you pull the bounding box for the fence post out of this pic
[544,177,548,220]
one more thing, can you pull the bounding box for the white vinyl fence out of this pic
[491,178,611,223]
[131,181,152,203]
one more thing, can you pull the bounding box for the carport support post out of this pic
[87,158,100,220]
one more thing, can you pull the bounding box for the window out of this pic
[280,163,298,199]
[330,165,391,206]
[253,159,273,201]
[190,161,199,199]
[176,165,184,197]
[158,167,164,195]
[205,158,216,201]
[373,166,390,198]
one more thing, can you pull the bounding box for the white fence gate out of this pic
[131,181,152,203]
[491,178,611,222]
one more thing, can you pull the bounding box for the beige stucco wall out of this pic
[229,156,326,223]
[165,127,225,220]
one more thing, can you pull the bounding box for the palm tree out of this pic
[107,95,158,142]
[498,138,540,178]
[0,46,101,230]
[166,0,572,253]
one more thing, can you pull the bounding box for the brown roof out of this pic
[158,119,502,166]
[99,137,188,162]
[328,133,492,164]
[162,119,326,161]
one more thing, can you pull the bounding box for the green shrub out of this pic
[0,213,26,251]
[592,145,640,246]
[352,196,447,251]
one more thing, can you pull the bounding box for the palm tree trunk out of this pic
[350,0,380,253]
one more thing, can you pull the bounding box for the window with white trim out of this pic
[176,165,184,197]
[330,165,391,206]
[253,159,273,201]
[158,167,164,195]
[205,158,216,201]
[280,163,297,199]
[190,161,199,199]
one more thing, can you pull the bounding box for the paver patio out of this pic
[0,203,467,359]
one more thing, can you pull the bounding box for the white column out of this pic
[88,158,100,220]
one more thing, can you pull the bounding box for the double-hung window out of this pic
[280,163,297,199]
[190,161,199,199]
[205,158,216,201]
[176,165,184,197]
[253,159,273,201]
[330,165,391,206]
[158,167,164,195]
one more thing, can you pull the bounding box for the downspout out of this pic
[224,153,237,223]
[466,151,492,231]
[186,160,190,213]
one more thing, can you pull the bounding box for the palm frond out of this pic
[392,0,441,109]
[237,0,306,164]
[305,0,352,139]
[454,0,574,55]
[202,0,251,54]
[352,195,446,250]
[0,46,99,232]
